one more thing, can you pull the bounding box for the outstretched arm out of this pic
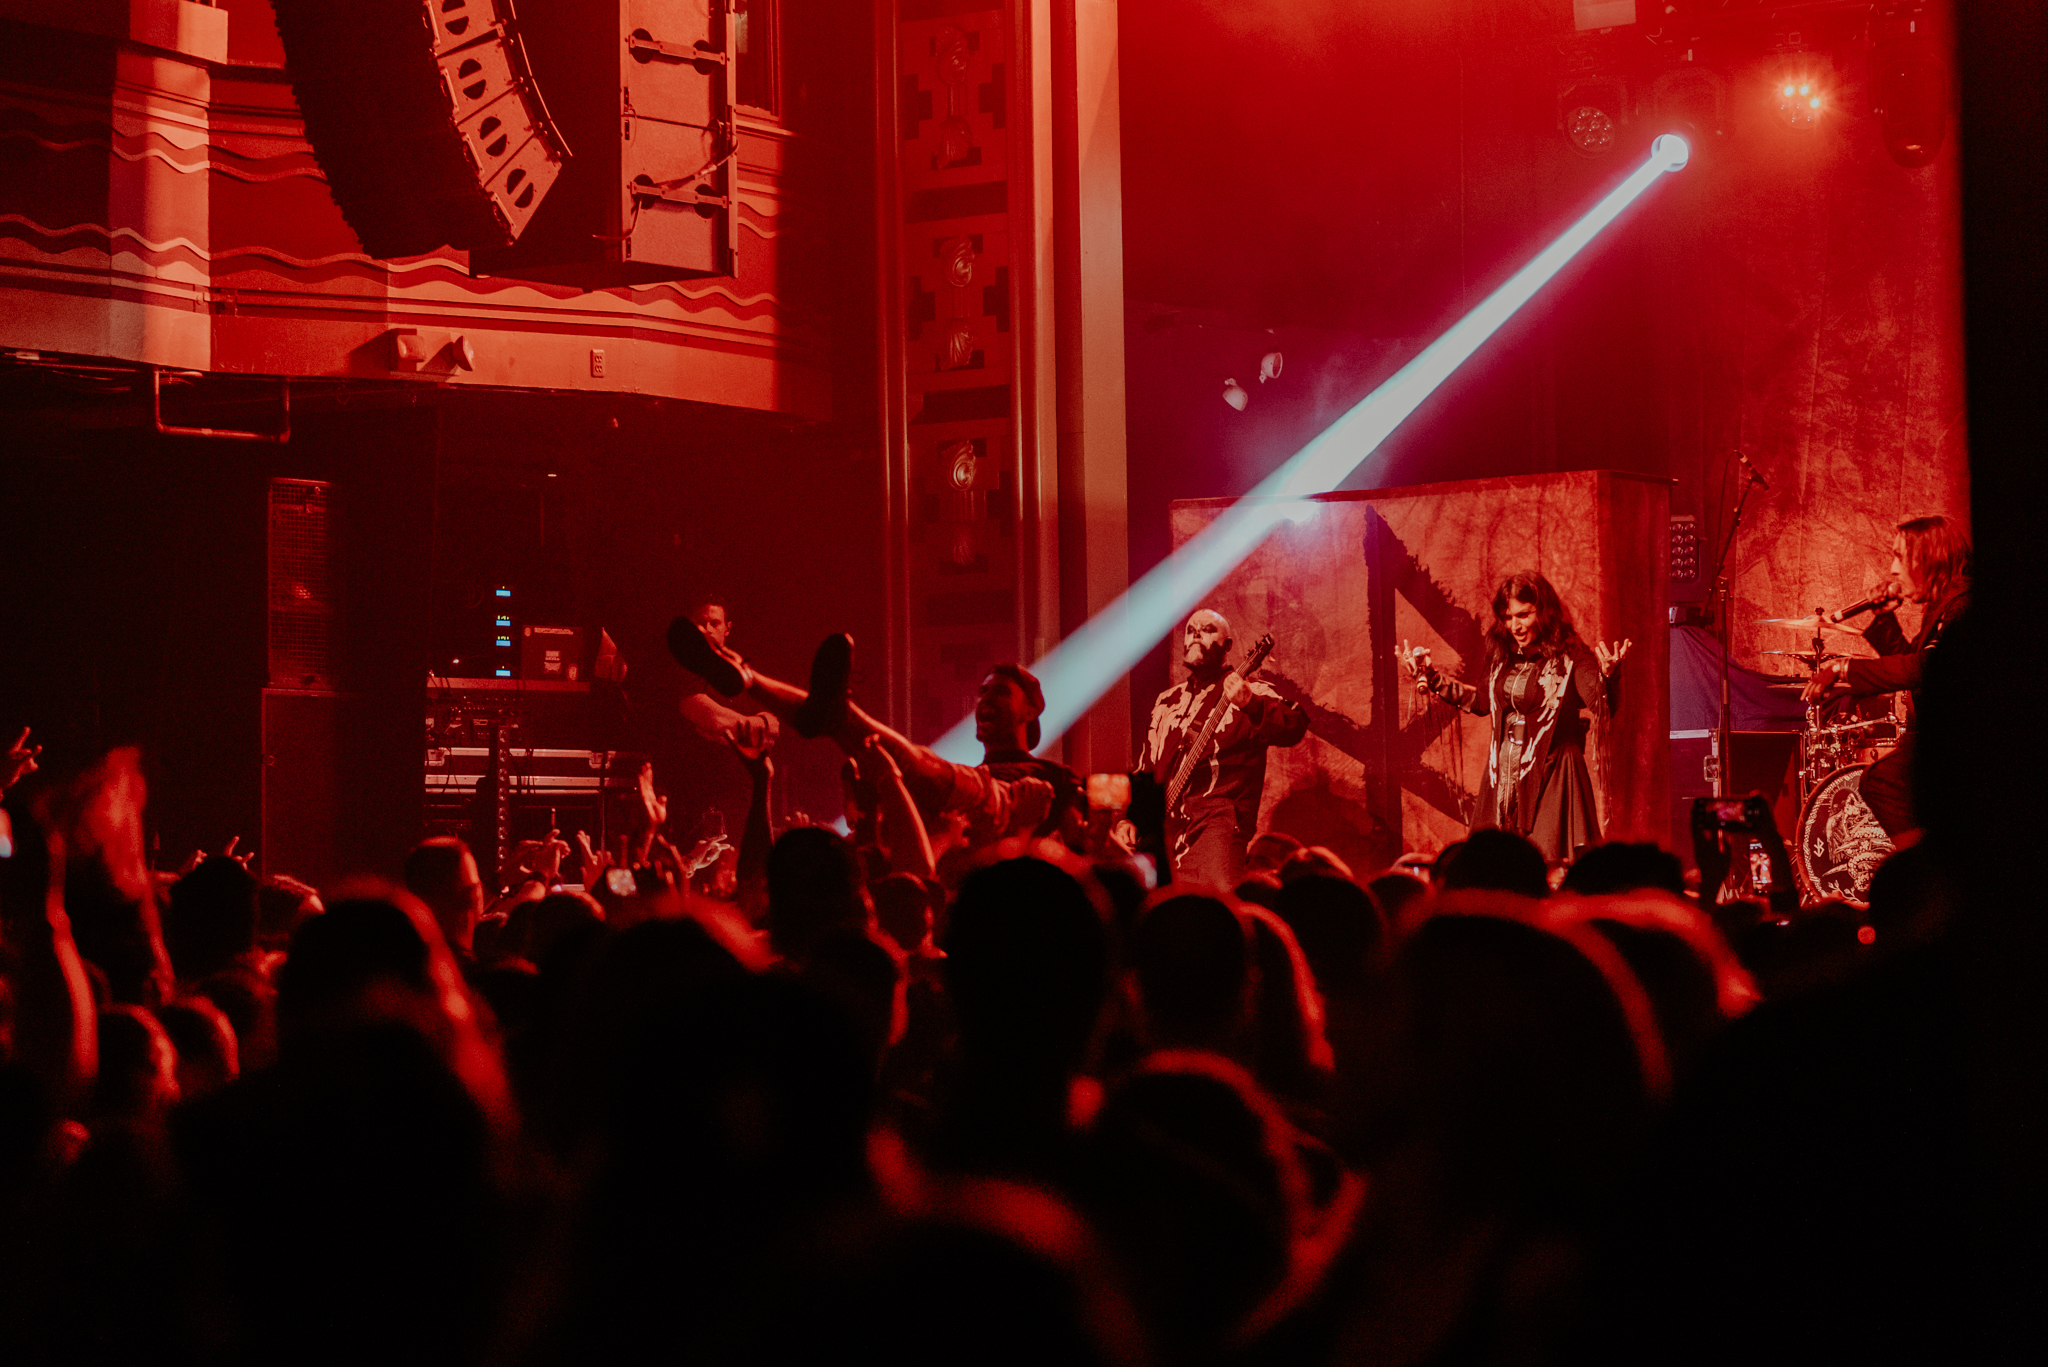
[861,736,937,880]
[1,809,98,1120]
[1587,638,1631,714]
[728,733,775,899]
[1401,641,1489,715]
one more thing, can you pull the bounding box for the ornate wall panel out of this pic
[0,2,828,415]
[881,0,1052,742]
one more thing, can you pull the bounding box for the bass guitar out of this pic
[1164,633,1274,813]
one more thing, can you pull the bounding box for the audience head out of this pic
[277,894,435,1037]
[1428,841,1464,888]
[273,886,507,1126]
[1274,874,1385,997]
[1233,870,1284,909]
[945,858,1109,1078]
[1130,893,1251,1056]
[871,872,938,957]
[1584,921,1737,1074]
[403,836,485,952]
[164,854,259,982]
[1562,841,1687,897]
[1367,870,1429,924]
[1244,906,1334,1098]
[765,826,869,961]
[1079,1053,1306,1357]
[189,967,277,1074]
[256,874,323,950]
[503,888,605,967]
[92,1003,179,1122]
[1353,899,1667,1217]
[557,918,873,1209]
[156,995,240,1101]
[1244,831,1303,874]
[977,664,1046,751]
[1436,828,1550,899]
[1279,844,1355,884]
[778,1180,1148,1367]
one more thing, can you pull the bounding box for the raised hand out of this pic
[1007,777,1055,836]
[512,828,570,882]
[1593,638,1634,677]
[730,711,778,762]
[635,761,668,831]
[1398,640,1435,691]
[1221,672,1252,707]
[2,727,41,793]
[861,732,900,776]
[680,834,731,875]
[571,829,612,888]
[727,730,774,781]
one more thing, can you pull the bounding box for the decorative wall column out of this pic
[874,0,1128,768]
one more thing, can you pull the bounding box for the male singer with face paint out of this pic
[1138,610,1307,888]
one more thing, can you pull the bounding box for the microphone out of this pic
[1735,450,1769,490]
[1828,587,1902,623]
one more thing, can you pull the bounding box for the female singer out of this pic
[1399,571,1632,862]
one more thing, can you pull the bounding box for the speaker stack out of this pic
[471,0,737,285]
[271,0,570,258]
[275,0,733,285]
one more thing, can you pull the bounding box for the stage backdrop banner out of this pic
[1168,470,1669,871]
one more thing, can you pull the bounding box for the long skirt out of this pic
[1481,745,1601,862]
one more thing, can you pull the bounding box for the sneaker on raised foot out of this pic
[793,633,855,739]
[666,616,748,697]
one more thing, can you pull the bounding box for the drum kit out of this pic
[1758,612,1904,906]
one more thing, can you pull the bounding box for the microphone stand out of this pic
[1708,461,1763,798]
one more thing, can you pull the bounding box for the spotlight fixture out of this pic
[1565,103,1618,155]
[1258,351,1284,383]
[1558,75,1627,157]
[1772,66,1826,130]
[1222,377,1249,411]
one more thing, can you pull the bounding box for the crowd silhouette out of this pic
[0,616,2004,1364]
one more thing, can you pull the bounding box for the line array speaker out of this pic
[272,0,570,259]
[471,0,737,286]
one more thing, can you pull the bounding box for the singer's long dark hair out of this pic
[1486,571,1585,662]
[1895,515,1971,604]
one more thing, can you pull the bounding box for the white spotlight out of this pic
[1258,351,1284,383]
[1222,377,1249,411]
[930,138,1690,761]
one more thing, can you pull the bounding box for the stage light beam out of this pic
[930,136,1690,763]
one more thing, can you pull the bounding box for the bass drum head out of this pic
[1796,763,1895,908]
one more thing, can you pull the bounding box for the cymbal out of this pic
[1761,649,1824,666]
[1758,614,1861,633]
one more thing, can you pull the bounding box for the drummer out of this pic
[1802,515,1971,841]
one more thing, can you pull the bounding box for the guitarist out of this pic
[1137,609,1307,888]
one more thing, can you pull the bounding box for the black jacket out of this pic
[1844,581,1969,698]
